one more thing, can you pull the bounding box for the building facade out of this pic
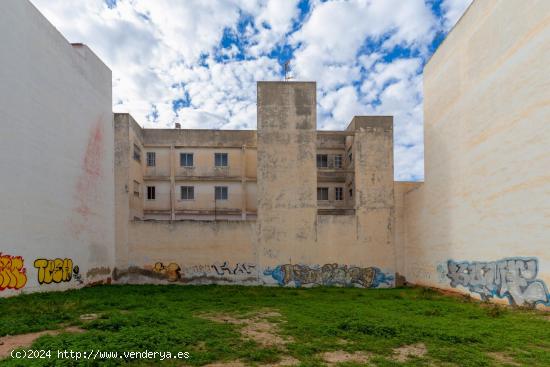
[115,107,362,222]
[113,82,397,287]
[2,0,549,309]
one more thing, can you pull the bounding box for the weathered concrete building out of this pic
[114,82,397,287]
[2,0,549,309]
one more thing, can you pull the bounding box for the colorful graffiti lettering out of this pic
[263,263,394,288]
[0,253,27,291]
[152,262,181,282]
[446,258,550,306]
[34,258,81,285]
[211,262,256,276]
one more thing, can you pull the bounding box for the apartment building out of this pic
[115,108,361,221]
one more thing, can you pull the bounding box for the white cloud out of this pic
[29,0,473,181]
[441,0,473,30]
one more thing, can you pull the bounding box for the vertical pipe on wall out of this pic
[241,145,247,220]
[170,144,176,221]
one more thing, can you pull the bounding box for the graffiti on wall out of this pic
[263,263,394,288]
[446,258,549,306]
[34,258,83,285]
[0,253,27,291]
[211,262,256,276]
[152,262,181,282]
[113,261,258,284]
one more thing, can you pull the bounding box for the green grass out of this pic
[1,285,549,366]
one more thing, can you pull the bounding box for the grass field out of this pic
[0,285,549,366]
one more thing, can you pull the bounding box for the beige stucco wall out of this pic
[402,0,550,307]
[0,0,114,296]
[393,181,423,283]
[116,221,258,284]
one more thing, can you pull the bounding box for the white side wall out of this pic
[403,0,550,308]
[0,0,114,295]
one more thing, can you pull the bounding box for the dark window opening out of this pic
[317,187,329,201]
[316,154,328,168]
[335,187,343,201]
[180,153,193,167]
[147,186,155,200]
[334,155,343,168]
[215,186,228,200]
[181,186,194,200]
[215,153,228,167]
[146,152,156,167]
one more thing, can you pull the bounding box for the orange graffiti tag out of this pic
[34,258,74,284]
[0,253,27,291]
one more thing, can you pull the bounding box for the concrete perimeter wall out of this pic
[0,0,114,296]
[401,0,550,308]
[117,221,257,284]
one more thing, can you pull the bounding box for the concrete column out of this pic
[351,116,395,270]
[114,114,130,271]
[257,82,317,276]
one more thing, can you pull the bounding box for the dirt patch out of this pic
[203,356,299,367]
[392,343,427,362]
[200,310,291,349]
[0,327,85,358]
[487,352,521,366]
[203,362,247,367]
[320,350,370,364]
[262,356,300,366]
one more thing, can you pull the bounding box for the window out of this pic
[215,186,228,200]
[334,155,342,168]
[147,186,156,200]
[181,186,194,200]
[133,180,140,197]
[146,152,156,167]
[348,152,352,163]
[133,144,141,162]
[349,188,353,198]
[317,187,329,201]
[180,153,193,167]
[335,187,343,201]
[215,153,228,167]
[316,154,328,168]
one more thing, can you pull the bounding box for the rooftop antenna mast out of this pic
[284,60,294,81]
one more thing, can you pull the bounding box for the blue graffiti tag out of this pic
[445,257,550,306]
[263,263,394,288]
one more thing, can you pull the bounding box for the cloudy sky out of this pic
[31,0,472,181]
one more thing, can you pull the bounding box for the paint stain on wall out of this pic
[263,263,394,288]
[86,266,111,278]
[445,258,549,307]
[0,254,27,291]
[70,119,104,237]
[34,258,82,285]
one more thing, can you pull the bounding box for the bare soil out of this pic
[0,326,85,358]
[392,343,427,362]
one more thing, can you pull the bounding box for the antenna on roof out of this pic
[284,60,294,81]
